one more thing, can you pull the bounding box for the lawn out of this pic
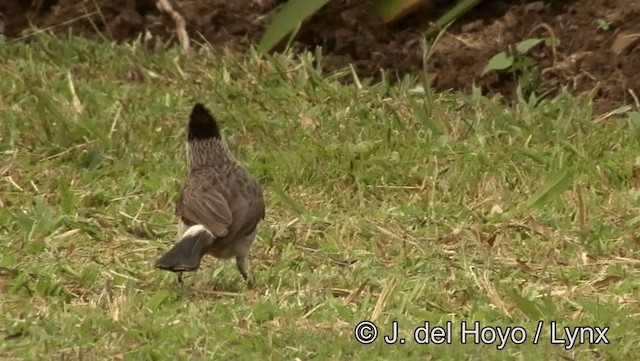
[1,34,639,360]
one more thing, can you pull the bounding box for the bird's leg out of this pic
[177,272,184,284]
[235,255,253,286]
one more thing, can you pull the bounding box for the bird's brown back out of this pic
[176,162,264,248]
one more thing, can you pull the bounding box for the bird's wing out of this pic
[180,178,233,238]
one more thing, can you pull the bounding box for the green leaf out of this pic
[516,38,545,54]
[58,181,75,215]
[424,0,484,38]
[148,289,170,311]
[506,289,542,319]
[258,0,332,53]
[482,52,514,75]
[524,168,574,210]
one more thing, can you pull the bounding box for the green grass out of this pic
[1,33,640,360]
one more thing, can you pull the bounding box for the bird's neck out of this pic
[187,138,233,170]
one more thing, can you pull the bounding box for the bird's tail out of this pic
[155,225,214,272]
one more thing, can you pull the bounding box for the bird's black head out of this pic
[188,103,221,141]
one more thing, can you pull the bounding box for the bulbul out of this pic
[155,103,265,284]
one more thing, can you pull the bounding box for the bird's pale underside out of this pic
[155,103,265,284]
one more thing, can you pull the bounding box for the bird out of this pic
[155,103,265,284]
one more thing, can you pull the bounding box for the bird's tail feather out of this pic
[155,225,214,272]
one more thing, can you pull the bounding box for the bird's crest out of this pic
[188,103,221,140]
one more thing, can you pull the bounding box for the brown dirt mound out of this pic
[2,0,639,114]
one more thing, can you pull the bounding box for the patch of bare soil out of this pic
[2,0,639,113]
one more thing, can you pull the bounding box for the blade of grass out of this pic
[272,184,307,215]
[524,167,574,210]
[505,289,543,320]
[258,0,332,53]
[424,0,484,38]
[372,0,427,24]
